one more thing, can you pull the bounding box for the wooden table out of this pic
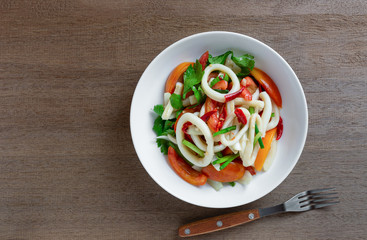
[0,1,366,239]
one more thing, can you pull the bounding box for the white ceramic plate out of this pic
[130,31,308,208]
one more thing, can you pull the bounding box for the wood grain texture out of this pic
[0,0,366,239]
[178,209,260,237]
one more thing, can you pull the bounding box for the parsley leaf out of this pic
[183,60,204,98]
[163,120,175,133]
[236,72,247,78]
[208,51,232,64]
[170,93,183,110]
[153,116,175,136]
[165,129,175,137]
[194,59,204,81]
[231,54,255,75]
[153,116,176,154]
[223,74,229,81]
[153,116,164,136]
[154,117,175,137]
[156,139,169,155]
[192,85,206,104]
[153,104,164,117]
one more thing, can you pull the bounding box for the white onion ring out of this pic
[176,113,214,167]
[201,64,240,103]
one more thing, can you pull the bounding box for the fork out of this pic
[178,188,339,237]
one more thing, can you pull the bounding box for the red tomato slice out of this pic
[205,98,219,132]
[202,162,245,182]
[240,76,257,94]
[207,113,219,132]
[240,88,252,101]
[250,68,282,107]
[204,98,227,132]
[168,147,207,186]
[199,51,209,70]
[212,80,228,90]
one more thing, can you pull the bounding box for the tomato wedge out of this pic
[212,80,228,90]
[240,88,252,101]
[205,98,219,132]
[165,62,194,94]
[240,76,257,94]
[202,162,245,182]
[199,51,209,70]
[168,147,207,186]
[250,68,282,107]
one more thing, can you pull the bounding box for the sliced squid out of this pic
[162,82,183,120]
[163,92,171,107]
[233,98,264,110]
[199,103,206,117]
[241,113,262,167]
[176,113,214,167]
[267,101,280,131]
[182,97,191,107]
[219,108,251,147]
[191,134,226,152]
[224,54,241,74]
[201,64,240,103]
[252,88,260,101]
[226,100,235,115]
[259,92,272,136]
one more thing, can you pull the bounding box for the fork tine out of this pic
[308,187,335,194]
[285,188,338,212]
[300,196,339,207]
[311,192,338,197]
[313,201,339,209]
[299,192,338,201]
[298,188,336,199]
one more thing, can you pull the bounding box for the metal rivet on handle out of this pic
[184,228,190,235]
[216,220,223,227]
[248,213,254,220]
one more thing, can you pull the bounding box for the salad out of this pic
[152,51,283,191]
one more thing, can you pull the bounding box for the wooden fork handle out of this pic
[178,209,260,237]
